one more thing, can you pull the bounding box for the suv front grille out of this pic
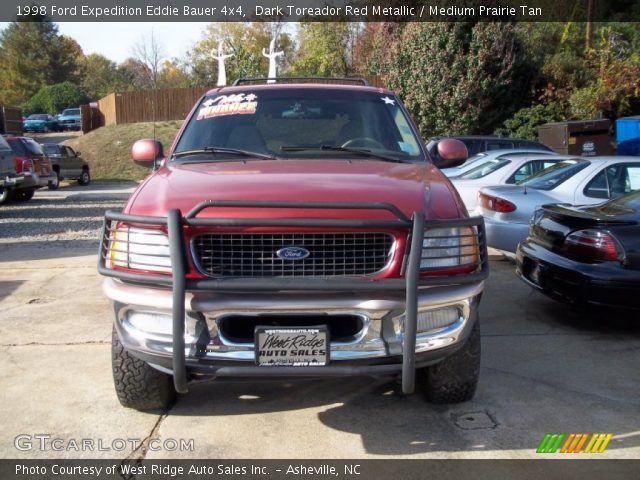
[193,232,395,277]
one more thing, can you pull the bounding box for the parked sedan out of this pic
[443,149,558,178]
[23,114,59,133]
[516,190,640,310]
[475,156,640,252]
[450,153,566,212]
[41,143,90,185]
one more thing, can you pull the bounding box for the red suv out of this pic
[3,135,59,200]
[99,79,488,411]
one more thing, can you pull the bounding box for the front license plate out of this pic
[255,326,329,366]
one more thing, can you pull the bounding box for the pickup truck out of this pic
[98,79,489,411]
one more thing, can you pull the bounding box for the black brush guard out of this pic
[98,201,489,395]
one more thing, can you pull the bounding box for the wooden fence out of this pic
[97,86,210,126]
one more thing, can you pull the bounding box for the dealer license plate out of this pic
[255,326,329,366]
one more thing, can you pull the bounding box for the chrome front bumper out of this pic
[106,278,483,366]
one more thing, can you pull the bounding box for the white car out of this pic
[450,154,567,212]
[475,156,640,253]
[443,149,557,178]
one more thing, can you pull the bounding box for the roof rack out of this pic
[232,77,370,87]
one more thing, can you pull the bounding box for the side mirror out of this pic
[131,139,164,169]
[75,151,81,157]
[436,138,468,169]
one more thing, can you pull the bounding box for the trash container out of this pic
[616,116,640,156]
[538,119,614,156]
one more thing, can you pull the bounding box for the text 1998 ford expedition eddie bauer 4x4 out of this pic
[98,78,488,411]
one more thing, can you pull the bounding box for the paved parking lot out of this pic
[1,184,639,460]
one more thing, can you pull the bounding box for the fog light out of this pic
[414,307,460,332]
[127,312,173,335]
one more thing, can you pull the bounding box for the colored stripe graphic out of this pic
[560,433,589,453]
[584,433,613,454]
[537,433,613,454]
[537,433,566,453]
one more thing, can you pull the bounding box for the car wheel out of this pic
[16,189,35,201]
[0,187,13,204]
[47,172,59,190]
[43,125,49,133]
[78,168,91,186]
[417,317,481,404]
[111,327,177,411]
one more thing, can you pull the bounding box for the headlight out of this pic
[107,226,172,273]
[420,226,479,270]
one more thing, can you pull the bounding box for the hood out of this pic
[125,159,465,221]
[24,119,45,124]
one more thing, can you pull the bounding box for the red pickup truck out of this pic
[98,79,488,411]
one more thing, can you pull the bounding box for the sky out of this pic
[0,22,211,63]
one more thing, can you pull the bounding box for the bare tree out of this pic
[131,28,166,89]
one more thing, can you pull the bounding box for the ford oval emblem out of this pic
[276,246,310,260]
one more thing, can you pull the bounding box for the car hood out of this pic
[125,159,465,221]
[24,119,45,124]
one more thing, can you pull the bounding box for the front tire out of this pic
[78,168,90,186]
[418,317,481,404]
[111,327,177,411]
[16,189,35,201]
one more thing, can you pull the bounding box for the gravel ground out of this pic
[0,182,136,245]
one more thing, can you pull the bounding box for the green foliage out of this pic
[289,22,359,76]
[0,17,82,105]
[23,82,90,115]
[385,22,531,138]
[495,102,567,140]
[81,54,121,100]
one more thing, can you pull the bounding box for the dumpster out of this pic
[616,116,640,156]
[538,119,614,157]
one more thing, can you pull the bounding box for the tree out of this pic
[157,60,192,89]
[131,29,166,89]
[385,22,532,137]
[184,22,294,86]
[22,81,90,115]
[81,54,120,100]
[0,17,82,105]
[289,22,360,77]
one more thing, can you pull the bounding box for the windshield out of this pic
[173,88,424,162]
[459,159,511,179]
[42,144,61,155]
[62,109,80,116]
[28,114,47,120]
[519,159,589,190]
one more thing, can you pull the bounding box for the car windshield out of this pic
[28,114,47,120]
[42,144,61,155]
[173,88,424,162]
[459,159,511,179]
[23,139,45,155]
[519,159,589,190]
[62,109,80,116]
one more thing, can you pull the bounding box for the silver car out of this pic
[474,156,640,253]
[443,149,557,178]
[450,153,567,212]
